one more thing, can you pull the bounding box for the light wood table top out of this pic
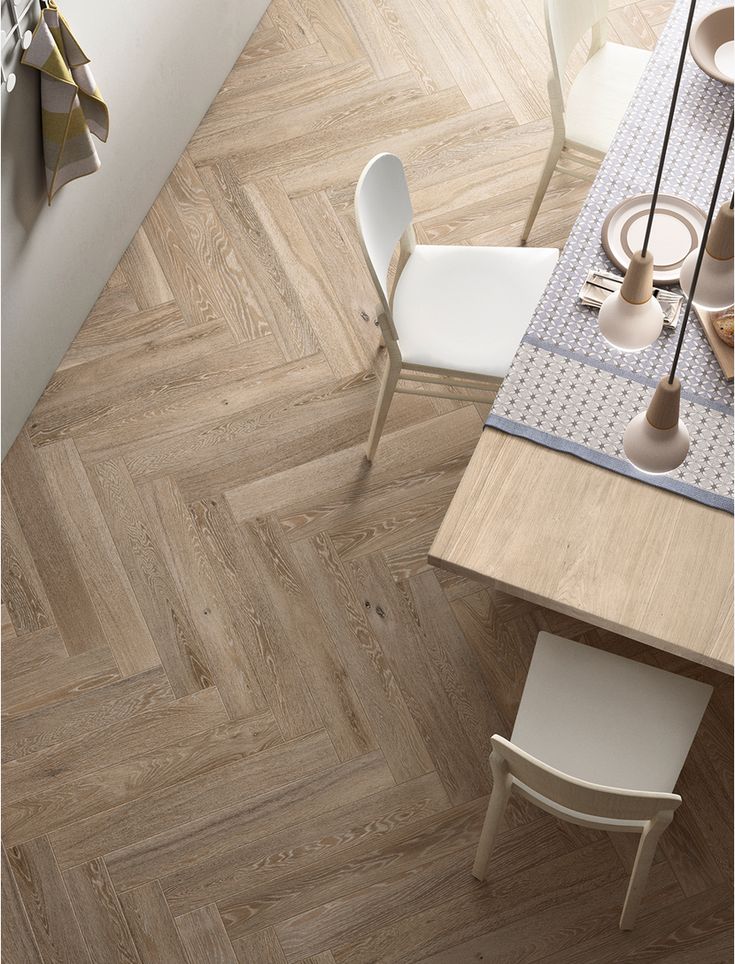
[429,428,733,675]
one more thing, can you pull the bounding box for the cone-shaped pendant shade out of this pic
[680,202,734,310]
[598,251,664,351]
[623,376,690,474]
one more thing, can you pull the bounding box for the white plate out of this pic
[601,193,707,286]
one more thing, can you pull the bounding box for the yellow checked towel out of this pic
[22,1,109,203]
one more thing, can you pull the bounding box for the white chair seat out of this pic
[510,633,713,794]
[391,244,558,378]
[565,42,650,155]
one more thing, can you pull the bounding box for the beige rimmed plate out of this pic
[690,4,735,85]
[601,193,707,286]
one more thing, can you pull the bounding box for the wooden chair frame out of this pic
[473,735,680,930]
[521,0,609,244]
[363,223,501,463]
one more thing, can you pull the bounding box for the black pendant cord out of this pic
[641,0,698,258]
[668,114,734,385]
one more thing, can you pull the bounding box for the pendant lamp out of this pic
[624,114,734,474]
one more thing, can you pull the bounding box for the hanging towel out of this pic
[21,0,109,203]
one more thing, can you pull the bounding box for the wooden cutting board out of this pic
[694,305,734,383]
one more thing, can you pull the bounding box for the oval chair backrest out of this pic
[545,0,609,107]
[491,736,681,823]
[354,152,413,318]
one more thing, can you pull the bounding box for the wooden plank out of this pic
[348,553,490,804]
[31,329,284,454]
[5,837,92,964]
[277,836,619,961]
[1,624,67,683]
[192,59,371,147]
[37,440,160,677]
[162,771,446,917]
[4,714,280,847]
[108,746,386,896]
[408,0,502,108]
[373,0,456,94]
[402,569,507,779]
[285,98,516,198]
[189,496,322,740]
[297,0,364,64]
[429,430,734,674]
[335,858,678,964]
[63,859,142,964]
[290,533,433,782]
[119,881,190,964]
[1,485,53,636]
[2,432,108,654]
[145,152,269,343]
[52,731,339,875]
[1,666,172,763]
[1,846,43,964]
[3,687,226,806]
[58,302,187,371]
[176,905,238,964]
[1,646,118,720]
[198,164,365,372]
[337,0,409,78]
[136,477,267,720]
[225,405,481,526]
[232,929,289,964]
[221,798,489,944]
[239,515,375,761]
[201,79,466,178]
[290,190,378,370]
[119,225,173,310]
[90,458,212,698]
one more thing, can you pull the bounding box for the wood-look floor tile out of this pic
[5,837,92,964]
[63,859,142,964]
[175,905,238,964]
[1,846,43,964]
[3,4,726,963]
[4,687,226,806]
[162,770,445,916]
[58,730,339,877]
[4,713,280,847]
[2,666,173,763]
[118,881,189,964]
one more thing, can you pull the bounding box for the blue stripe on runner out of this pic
[522,333,734,416]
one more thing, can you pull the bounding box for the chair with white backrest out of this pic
[354,152,558,461]
[474,632,712,930]
[521,0,650,244]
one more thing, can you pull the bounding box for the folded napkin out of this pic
[22,1,109,203]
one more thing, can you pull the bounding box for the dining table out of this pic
[429,0,734,676]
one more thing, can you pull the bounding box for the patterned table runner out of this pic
[487,0,734,513]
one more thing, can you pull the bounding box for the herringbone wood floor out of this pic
[2,1,733,961]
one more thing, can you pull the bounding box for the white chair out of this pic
[521,0,650,244]
[473,632,712,930]
[354,153,558,461]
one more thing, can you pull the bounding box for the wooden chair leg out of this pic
[472,752,513,882]
[520,139,563,246]
[619,811,674,930]
[366,355,400,462]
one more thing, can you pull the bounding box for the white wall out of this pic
[1,0,269,457]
